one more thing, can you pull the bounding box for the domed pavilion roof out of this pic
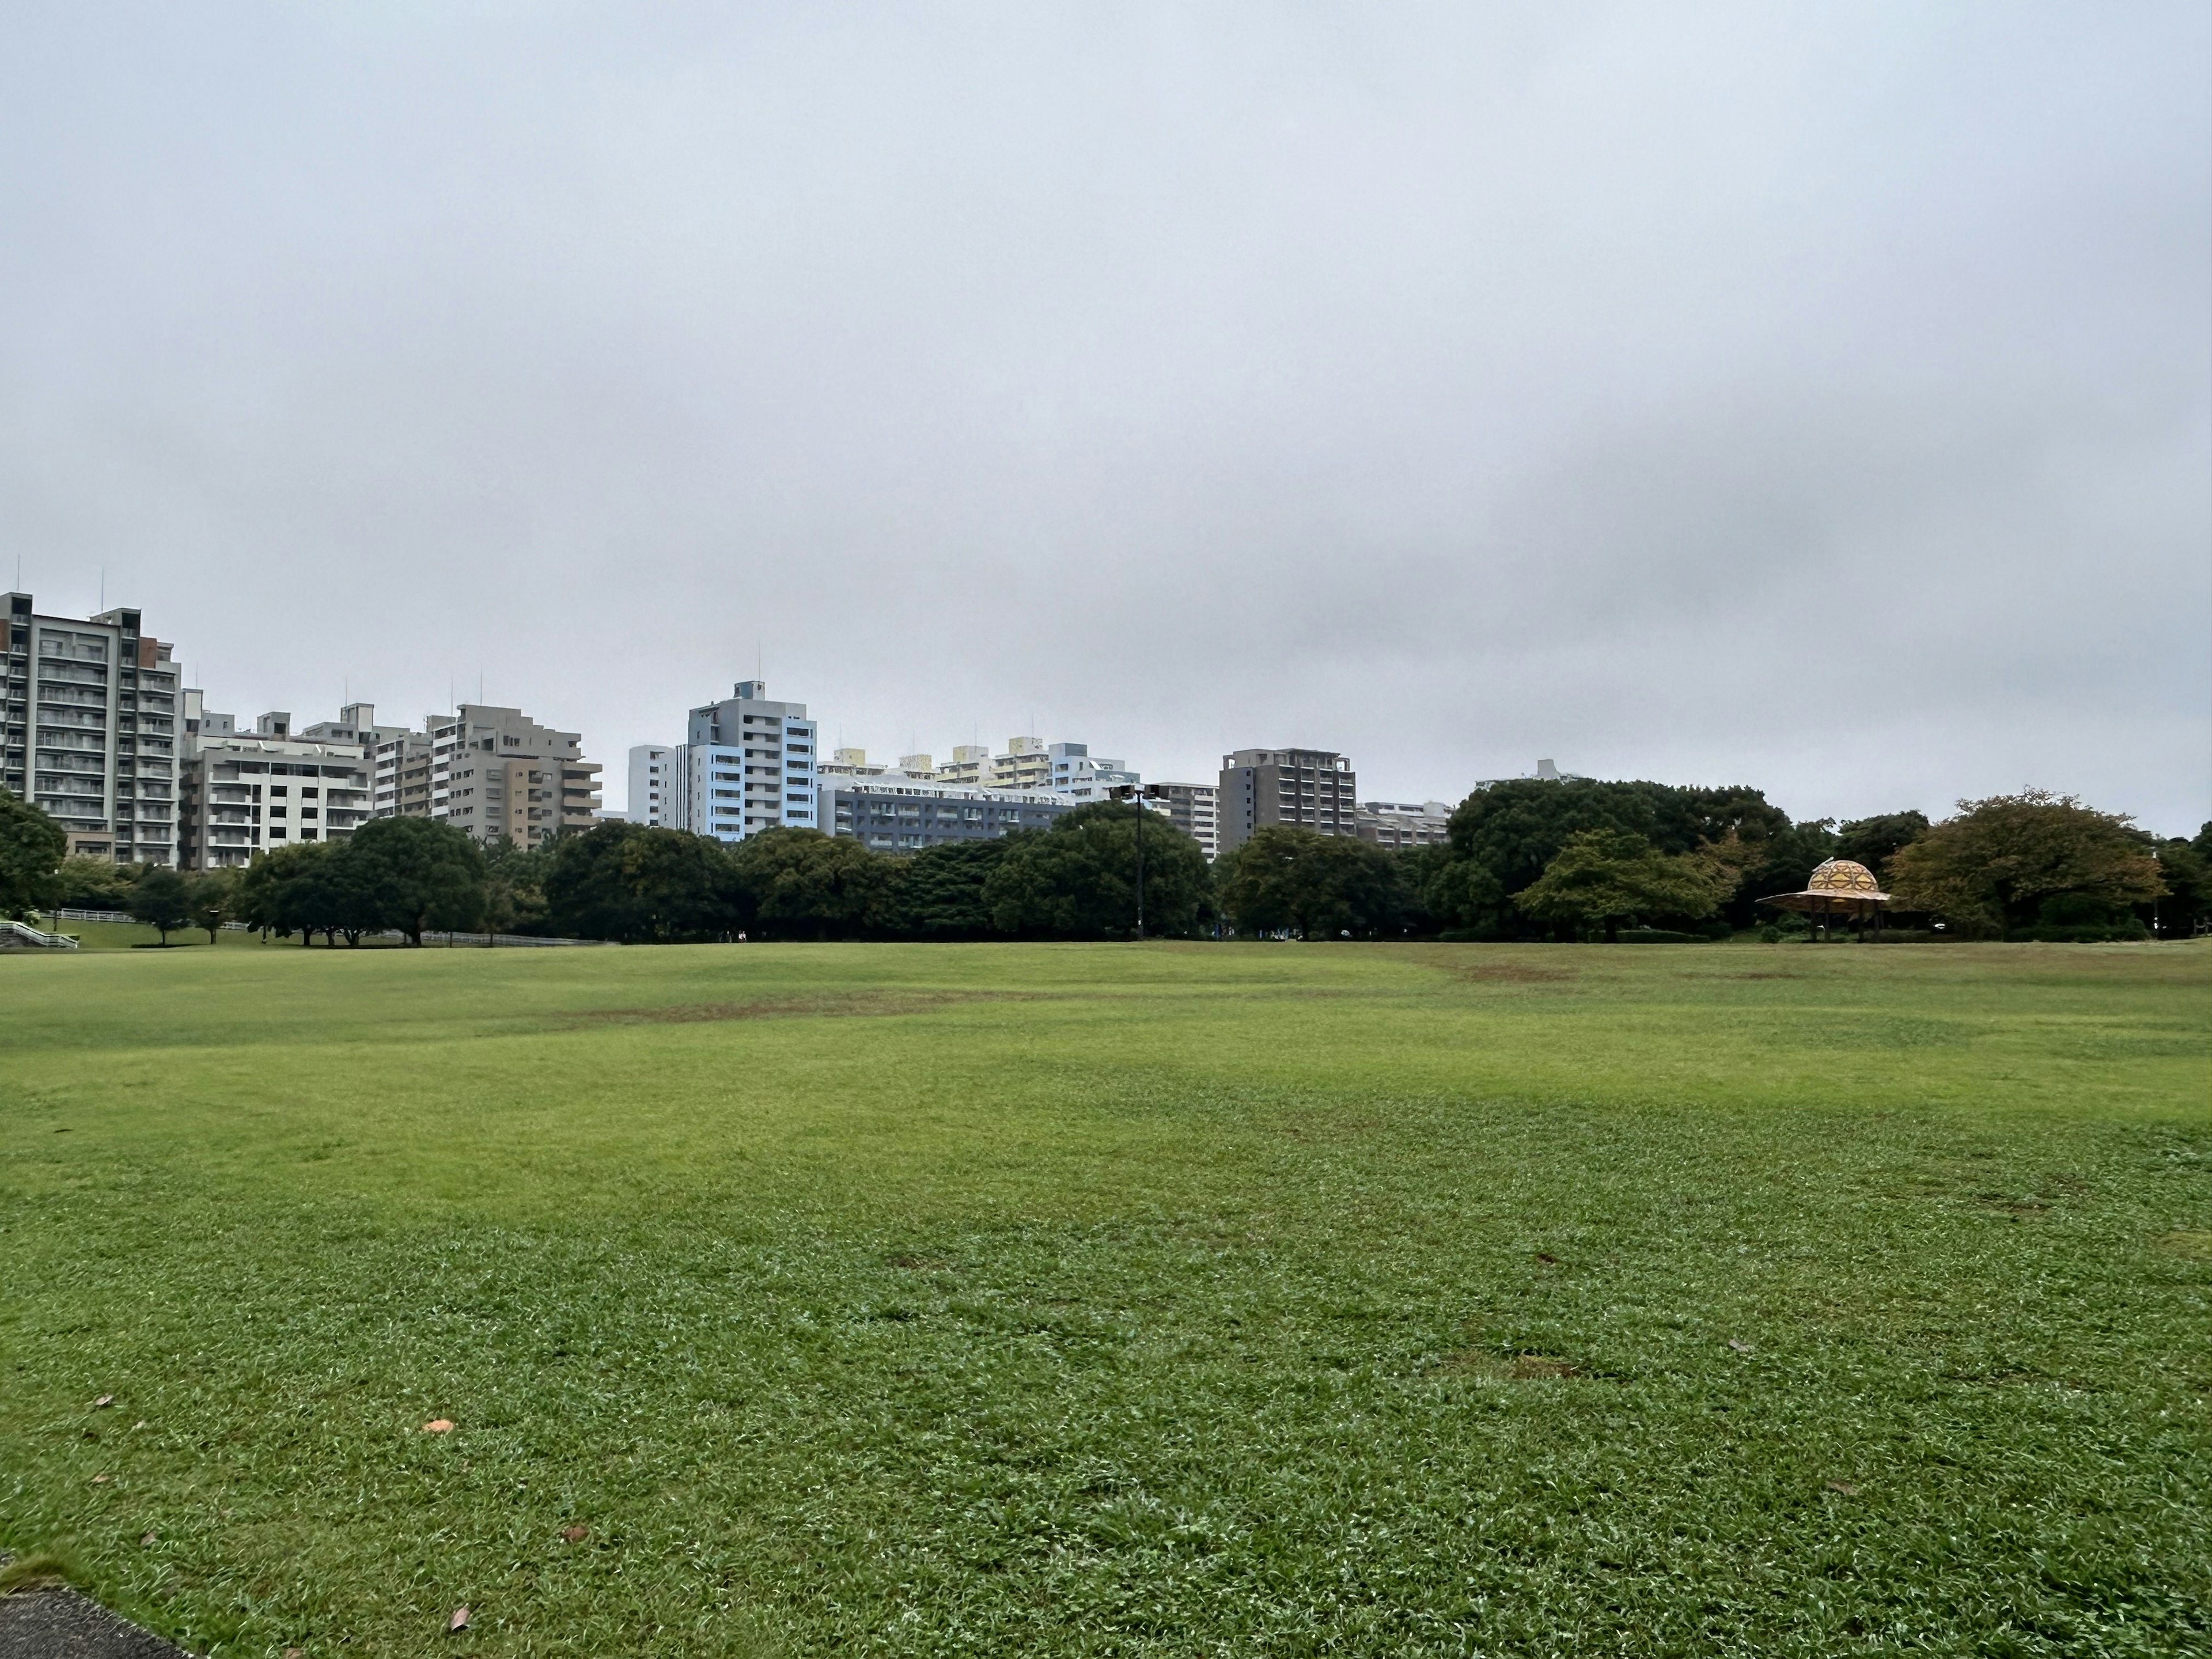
[1806,858,1881,895]
[1758,857,1891,914]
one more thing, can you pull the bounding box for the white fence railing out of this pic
[3,918,79,949]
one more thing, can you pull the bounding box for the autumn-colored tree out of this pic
[1885,791,2161,933]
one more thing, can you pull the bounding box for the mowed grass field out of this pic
[2,941,2208,1658]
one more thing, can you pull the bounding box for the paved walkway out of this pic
[0,1580,188,1658]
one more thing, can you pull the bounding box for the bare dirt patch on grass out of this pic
[1446,963,1578,984]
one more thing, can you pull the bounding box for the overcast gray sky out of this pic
[4,3,2206,831]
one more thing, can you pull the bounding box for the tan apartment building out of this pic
[426,704,601,847]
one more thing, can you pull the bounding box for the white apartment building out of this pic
[1152,781,1221,861]
[627,744,677,825]
[423,704,603,847]
[3,593,181,865]
[175,706,374,869]
[1046,741,1139,802]
[676,680,817,842]
[1355,799,1453,849]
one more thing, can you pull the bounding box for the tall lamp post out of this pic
[1108,783,1168,940]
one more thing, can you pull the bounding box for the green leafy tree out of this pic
[541,821,737,942]
[483,836,553,937]
[52,853,138,911]
[234,846,298,938]
[187,869,238,944]
[127,865,194,945]
[248,842,338,944]
[1217,827,1405,940]
[2150,839,2209,938]
[1833,810,1930,885]
[342,816,488,945]
[1724,819,1839,929]
[1434,778,1791,937]
[889,839,1008,940]
[0,788,68,918]
[983,802,1210,940]
[1512,828,1729,943]
[1886,791,2162,934]
[731,828,895,941]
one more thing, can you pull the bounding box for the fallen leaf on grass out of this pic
[422,1419,454,1434]
[448,1606,471,1633]
[1728,1339,1754,1354]
[560,1525,589,1543]
[1535,1252,1559,1265]
[92,1474,111,1484]
[284,1648,305,1658]
[140,1532,157,1547]
[93,1395,114,1408]
[1825,1480,1861,1495]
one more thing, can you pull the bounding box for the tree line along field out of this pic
[1,939,2207,1657]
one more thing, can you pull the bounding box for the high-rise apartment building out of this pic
[422,704,602,847]
[175,706,374,870]
[1152,781,1221,860]
[677,680,816,842]
[626,744,677,825]
[3,593,181,865]
[1217,748,1358,854]
[371,729,434,820]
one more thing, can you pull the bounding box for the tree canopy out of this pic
[0,788,67,918]
[1216,826,1405,940]
[1512,828,1729,942]
[1834,811,1930,884]
[344,816,488,944]
[983,802,1210,939]
[1433,778,1793,937]
[731,828,895,941]
[1886,791,2162,934]
[127,865,194,944]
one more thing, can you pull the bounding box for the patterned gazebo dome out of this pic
[1805,858,1881,895]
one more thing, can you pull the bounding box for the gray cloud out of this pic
[3,2,2205,829]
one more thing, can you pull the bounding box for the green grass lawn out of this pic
[2,941,2207,1657]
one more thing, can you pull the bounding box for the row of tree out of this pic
[3,781,2208,946]
[1412,780,2209,942]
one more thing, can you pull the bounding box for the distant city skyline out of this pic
[4,7,2203,835]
